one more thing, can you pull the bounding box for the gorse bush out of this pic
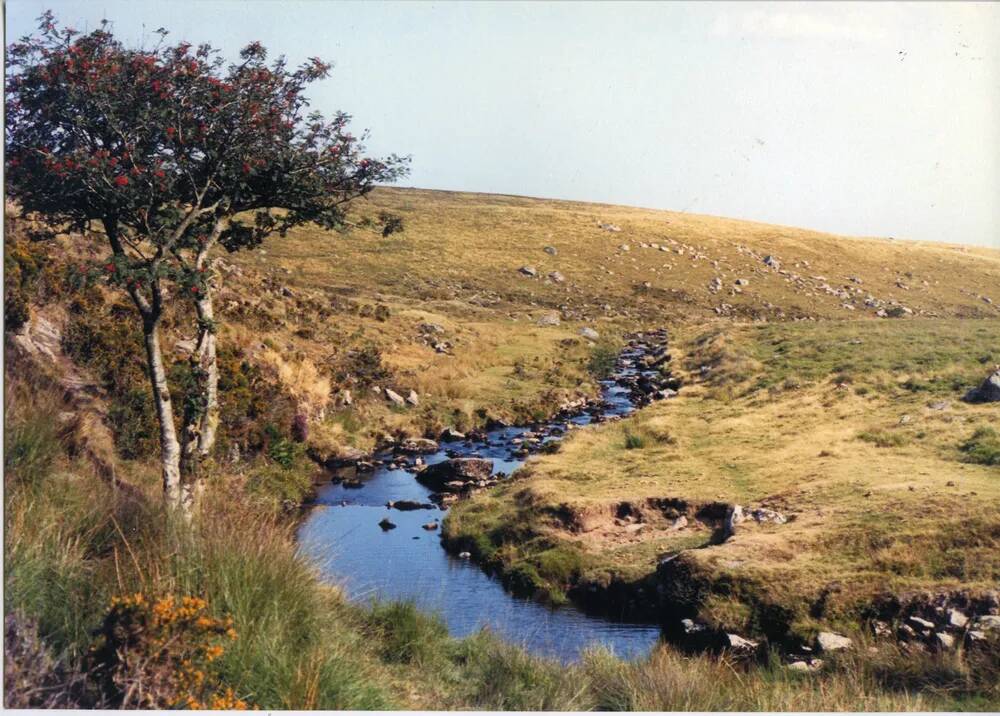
[87,593,246,709]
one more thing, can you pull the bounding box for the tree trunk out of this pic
[143,317,182,508]
[194,291,219,459]
[178,221,225,510]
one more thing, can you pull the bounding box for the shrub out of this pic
[624,428,647,450]
[960,427,1000,466]
[857,430,908,448]
[587,343,618,379]
[87,593,247,709]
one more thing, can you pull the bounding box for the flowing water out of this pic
[298,341,670,663]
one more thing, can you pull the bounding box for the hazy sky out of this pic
[5,1,999,247]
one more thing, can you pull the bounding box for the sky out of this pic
[5,1,999,247]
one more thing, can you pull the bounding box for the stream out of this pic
[298,331,675,663]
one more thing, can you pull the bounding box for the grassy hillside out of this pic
[5,188,999,709]
[444,318,1000,635]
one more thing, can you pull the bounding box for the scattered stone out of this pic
[724,633,759,652]
[947,610,969,629]
[928,401,950,411]
[680,618,706,634]
[378,517,397,531]
[967,630,988,644]
[749,508,787,525]
[974,615,1000,631]
[439,427,466,442]
[385,388,406,407]
[537,312,561,327]
[420,322,446,334]
[406,389,420,407]
[816,631,853,652]
[543,245,558,256]
[935,632,956,650]
[618,244,630,252]
[518,266,538,277]
[458,551,472,559]
[963,369,1000,403]
[598,223,622,232]
[548,271,565,283]
[908,616,935,631]
[763,255,780,269]
[579,327,600,341]
[787,660,822,672]
[735,278,749,286]
[422,521,439,531]
[399,438,439,454]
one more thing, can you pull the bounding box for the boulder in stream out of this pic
[417,457,494,491]
[399,438,440,454]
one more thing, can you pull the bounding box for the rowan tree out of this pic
[5,12,409,511]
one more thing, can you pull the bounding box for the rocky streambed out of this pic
[298,329,678,662]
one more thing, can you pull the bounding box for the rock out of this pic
[399,438,440,454]
[709,277,723,292]
[963,369,1000,403]
[579,327,600,340]
[519,266,538,277]
[422,521,439,531]
[763,255,780,270]
[724,633,759,652]
[927,401,950,411]
[598,223,622,232]
[416,457,494,491]
[908,616,935,631]
[935,632,956,650]
[387,500,434,511]
[618,244,630,252]
[340,389,353,406]
[406,390,420,407]
[816,631,853,652]
[749,508,787,524]
[548,271,565,284]
[536,312,561,327]
[420,322,446,334]
[378,518,397,530]
[787,660,822,672]
[974,615,1000,631]
[318,445,367,468]
[947,609,969,629]
[680,618,706,634]
[439,427,466,442]
[967,630,988,645]
[735,278,749,286]
[458,551,472,559]
[385,388,406,406]
[543,245,558,256]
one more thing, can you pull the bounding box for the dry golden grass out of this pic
[212,186,998,455]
